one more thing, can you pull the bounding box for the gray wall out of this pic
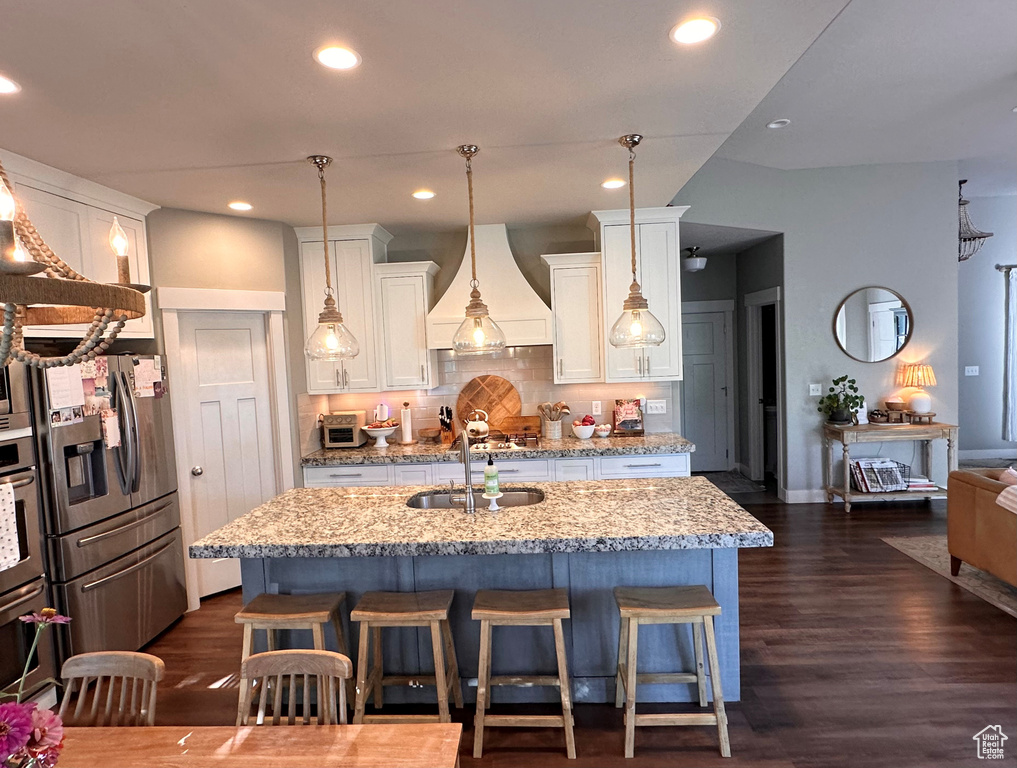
[146,208,305,482]
[674,158,959,494]
[957,195,1017,454]
[681,252,737,302]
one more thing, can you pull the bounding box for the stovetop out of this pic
[453,430,540,451]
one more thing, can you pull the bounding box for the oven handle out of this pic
[2,474,35,490]
[81,540,176,593]
[75,501,174,548]
[0,581,46,616]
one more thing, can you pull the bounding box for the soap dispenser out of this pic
[484,453,500,495]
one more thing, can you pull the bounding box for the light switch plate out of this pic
[645,399,667,415]
[964,366,979,376]
[809,384,822,396]
[591,401,602,416]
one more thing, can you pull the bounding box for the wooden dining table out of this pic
[59,724,462,767]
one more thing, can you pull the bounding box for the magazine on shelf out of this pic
[849,458,909,492]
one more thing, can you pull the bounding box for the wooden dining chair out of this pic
[237,649,352,726]
[58,651,165,727]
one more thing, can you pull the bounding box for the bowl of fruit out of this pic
[593,423,613,438]
[363,419,399,447]
[572,415,597,439]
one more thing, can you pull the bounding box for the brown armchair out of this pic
[947,469,1016,587]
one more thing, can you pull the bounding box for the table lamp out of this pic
[900,362,936,413]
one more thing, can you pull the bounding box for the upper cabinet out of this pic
[374,262,439,390]
[541,253,603,384]
[589,207,688,382]
[5,149,158,339]
[297,224,392,395]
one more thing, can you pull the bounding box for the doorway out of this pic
[681,301,735,471]
[159,288,294,611]
[744,287,784,490]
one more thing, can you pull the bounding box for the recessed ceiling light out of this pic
[670,17,721,45]
[1012,106,1017,113]
[0,75,21,94]
[767,118,792,129]
[315,45,361,70]
[228,201,253,211]
[412,189,435,200]
[601,179,626,189]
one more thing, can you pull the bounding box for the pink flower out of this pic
[0,702,33,760]
[19,608,71,626]
[29,707,63,749]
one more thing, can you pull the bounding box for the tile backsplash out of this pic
[298,345,680,455]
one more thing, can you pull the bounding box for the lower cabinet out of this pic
[303,453,690,487]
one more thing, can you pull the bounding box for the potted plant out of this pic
[817,375,864,424]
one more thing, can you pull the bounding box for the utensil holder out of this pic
[542,418,562,439]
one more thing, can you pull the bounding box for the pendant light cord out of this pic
[628,147,637,283]
[318,165,334,297]
[466,154,477,286]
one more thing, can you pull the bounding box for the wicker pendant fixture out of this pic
[958,179,993,262]
[608,134,665,349]
[303,155,359,361]
[0,156,146,369]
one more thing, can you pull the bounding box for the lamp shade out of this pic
[900,363,936,389]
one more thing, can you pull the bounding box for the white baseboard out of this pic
[782,488,830,504]
[958,449,1017,460]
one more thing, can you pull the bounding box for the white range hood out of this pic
[427,223,552,349]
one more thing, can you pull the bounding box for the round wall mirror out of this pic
[834,286,912,363]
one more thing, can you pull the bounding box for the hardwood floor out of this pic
[145,498,1017,767]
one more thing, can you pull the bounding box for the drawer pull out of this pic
[81,541,176,593]
[624,463,662,468]
[472,469,519,474]
[329,473,363,478]
[77,502,173,547]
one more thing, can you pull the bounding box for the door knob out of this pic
[191,466,203,477]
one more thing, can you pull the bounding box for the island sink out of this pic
[406,488,545,509]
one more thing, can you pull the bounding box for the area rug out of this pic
[883,535,1017,618]
[700,470,765,494]
[958,458,1015,469]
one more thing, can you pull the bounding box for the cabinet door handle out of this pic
[336,368,342,389]
[645,355,651,378]
[625,462,662,468]
[344,367,350,388]
[637,355,643,376]
[421,364,426,382]
[558,359,564,378]
[328,472,363,478]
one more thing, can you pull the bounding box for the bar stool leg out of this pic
[624,618,639,759]
[240,623,254,661]
[429,620,451,723]
[371,627,384,709]
[330,613,355,706]
[692,621,708,707]
[702,616,731,758]
[440,619,464,709]
[311,622,325,650]
[614,616,629,708]
[266,628,277,651]
[552,618,577,760]
[473,619,492,758]
[353,622,371,724]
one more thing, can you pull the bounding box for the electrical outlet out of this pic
[809,384,822,396]
[645,399,667,415]
[591,401,602,416]
[965,366,979,376]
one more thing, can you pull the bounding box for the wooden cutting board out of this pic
[456,375,522,430]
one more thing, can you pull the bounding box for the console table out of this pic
[823,422,958,512]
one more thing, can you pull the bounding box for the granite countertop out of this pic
[189,476,772,559]
[302,432,696,466]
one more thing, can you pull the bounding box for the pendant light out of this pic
[304,155,359,361]
[451,144,506,355]
[608,134,665,349]
[957,179,993,262]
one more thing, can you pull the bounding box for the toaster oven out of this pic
[322,411,367,448]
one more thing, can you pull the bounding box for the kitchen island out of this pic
[190,477,771,703]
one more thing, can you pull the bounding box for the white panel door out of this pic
[334,239,378,391]
[177,311,277,598]
[602,224,644,381]
[551,265,603,383]
[640,222,682,380]
[86,208,154,338]
[680,313,729,471]
[378,274,429,389]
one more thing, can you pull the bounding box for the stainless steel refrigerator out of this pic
[32,354,186,659]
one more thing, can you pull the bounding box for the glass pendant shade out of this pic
[305,317,359,361]
[452,311,506,356]
[609,306,666,348]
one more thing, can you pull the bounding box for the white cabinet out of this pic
[589,208,688,382]
[541,253,603,383]
[13,184,154,338]
[392,464,434,486]
[555,458,596,481]
[434,458,553,484]
[297,225,392,395]
[303,465,392,487]
[375,262,439,390]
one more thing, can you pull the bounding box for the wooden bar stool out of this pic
[235,593,352,703]
[614,585,730,758]
[350,590,463,724]
[472,588,576,760]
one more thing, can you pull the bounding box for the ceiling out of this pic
[0,1,848,233]
[714,0,1017,197]
[680,222,779,257]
